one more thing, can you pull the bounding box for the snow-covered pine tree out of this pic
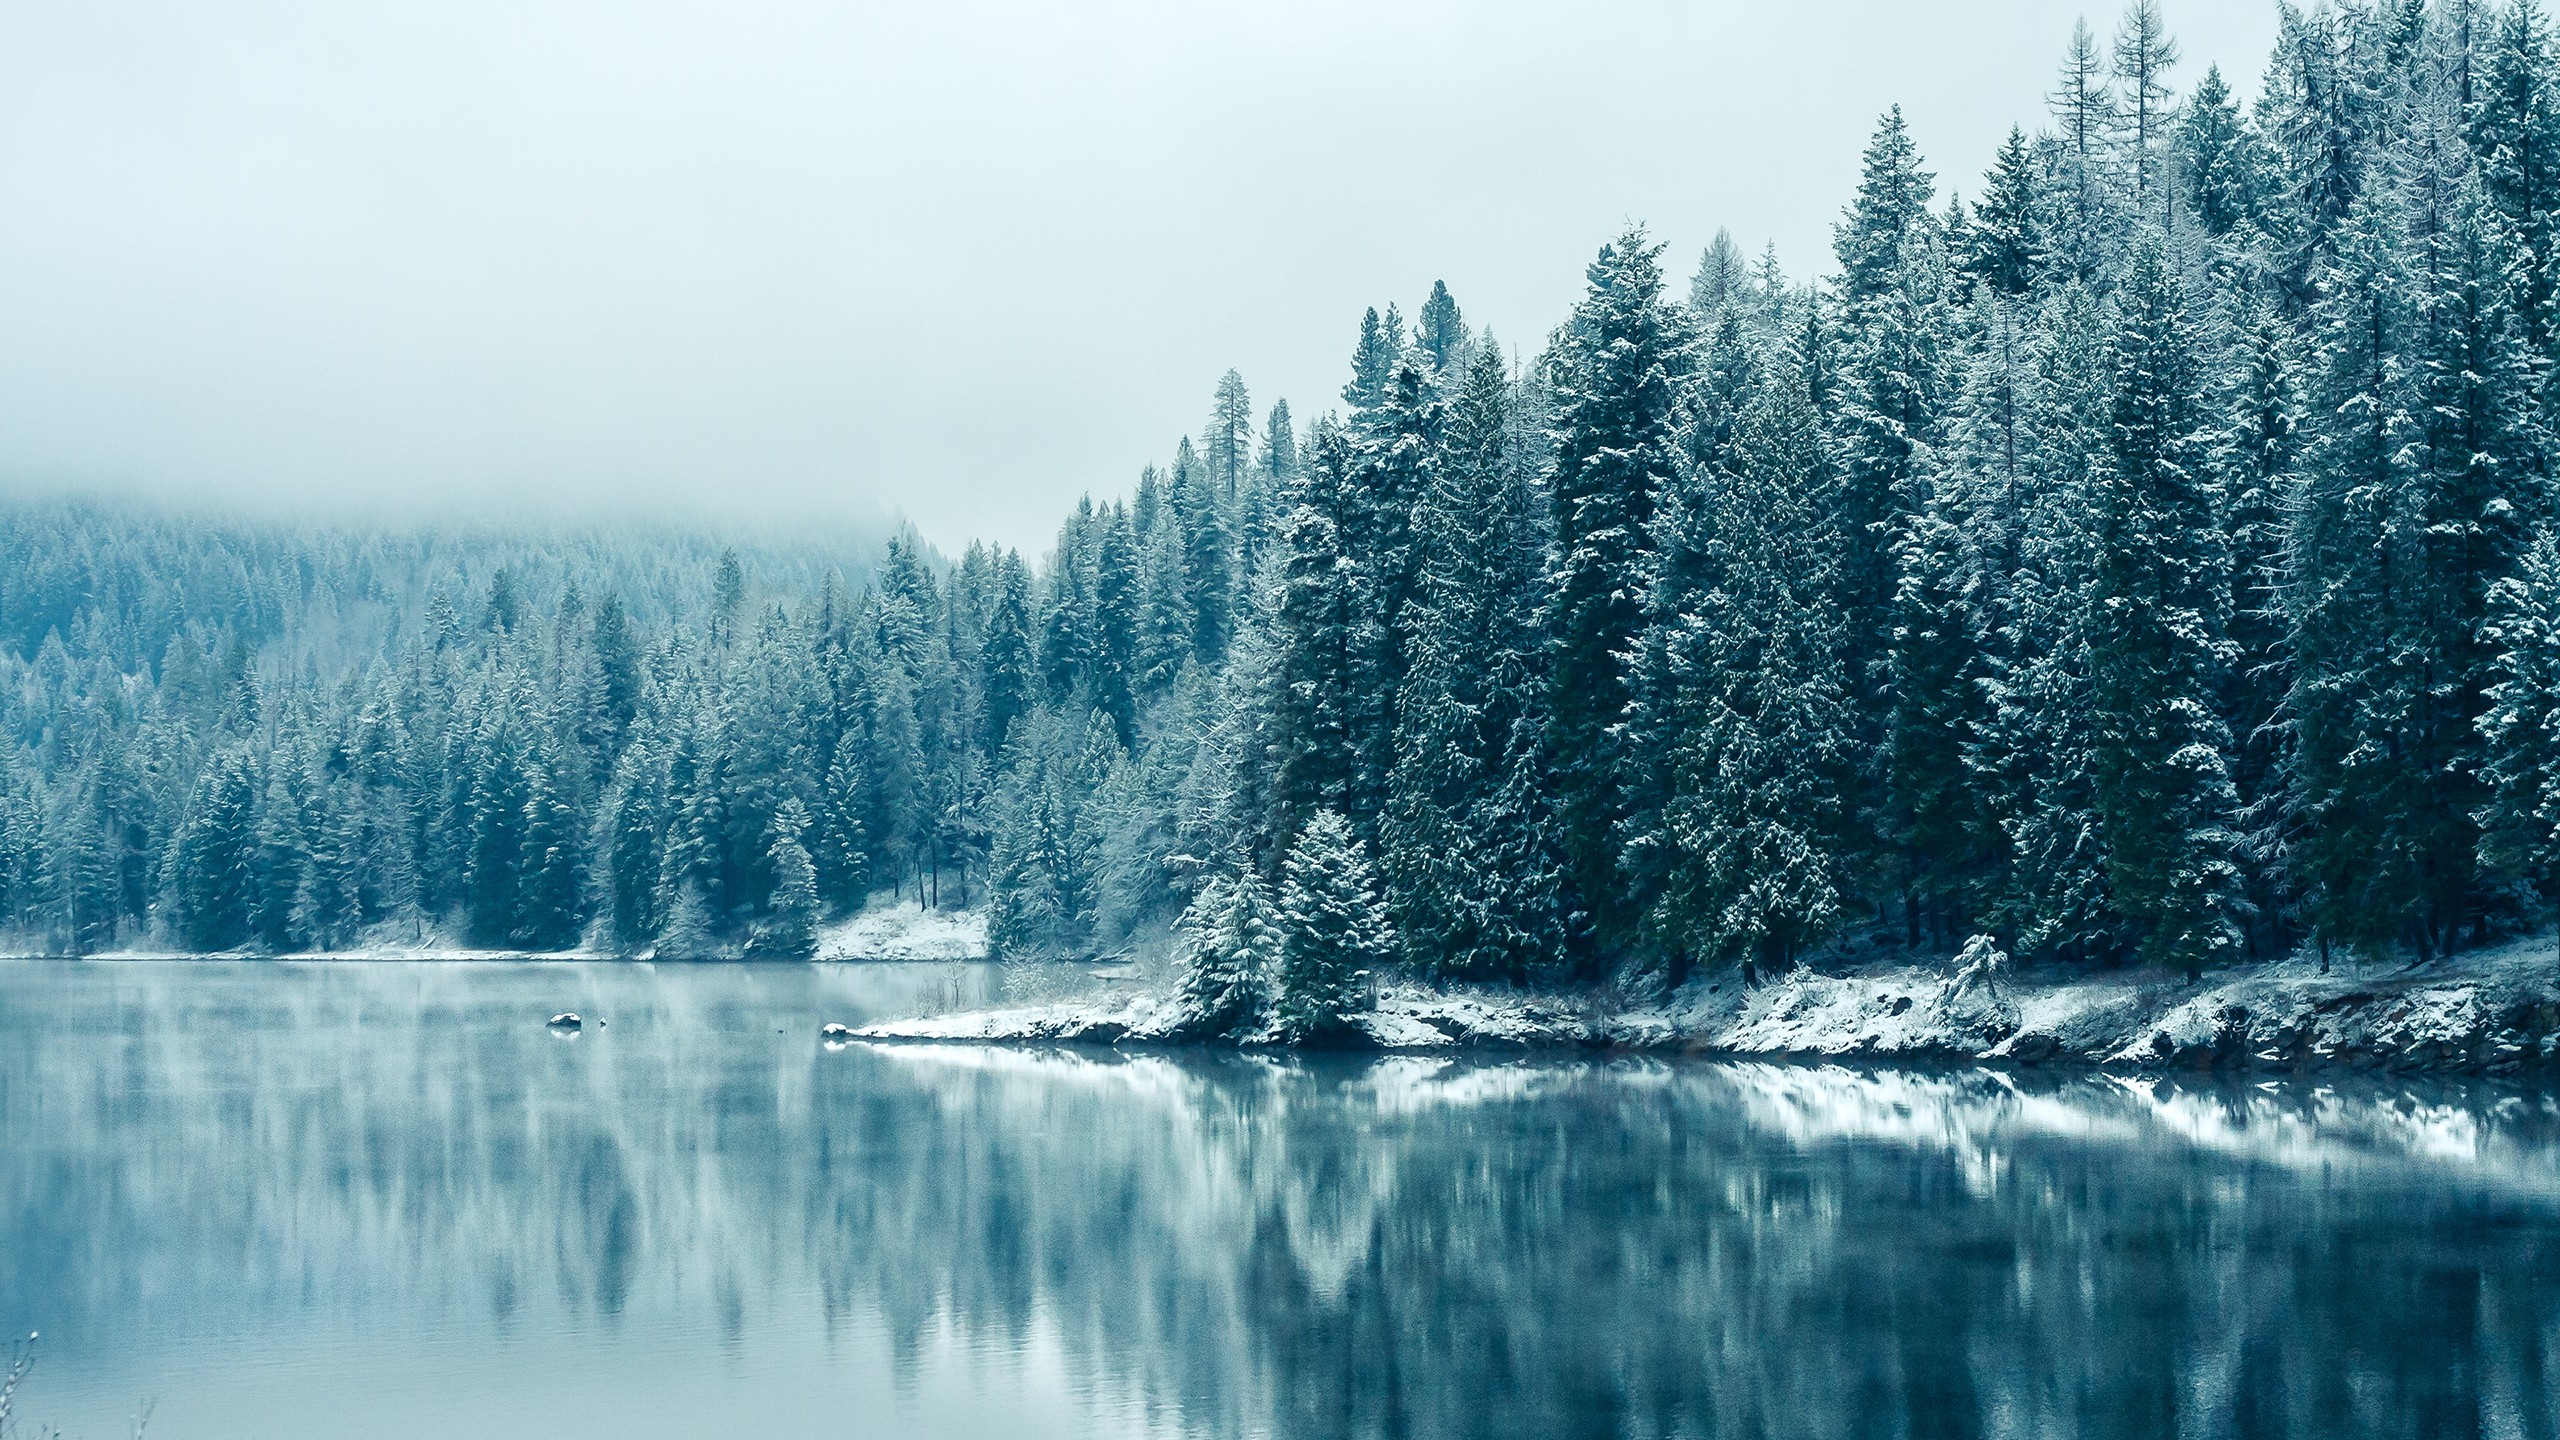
[2473,0,2560,351]
[1383,345,1567,981]
[1980,282,2116,964]
[2111,0,2182,219]
[1272,809,1391,1044]
[2177,65,2261,244]
[2290,97,2541,961]
[2479,523,2560,894]
[758,797,821,959]
[1342,306,1401,420]
[2085,233,2243,980]
[1266,418,1372,853]
[1205,369,1254,503]
[2213,290,2305,957]
[515,751,585,950]
[1173,870,1280,1040]
[979,549,1037,754]
[1417,281,1466,373]
[1632,362,1854,987]
[1690,228,1746,320]
[169,749,259,951]
[1135,506,1197,696]
[1544,225,1686,950]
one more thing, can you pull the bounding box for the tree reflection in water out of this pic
[3,960,2557,1439]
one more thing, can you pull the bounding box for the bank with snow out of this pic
[852,937,2560,1076]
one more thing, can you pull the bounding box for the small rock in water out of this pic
[548,1012,583,1030]
[820,1022,855,1046]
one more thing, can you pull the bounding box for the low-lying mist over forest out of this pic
[6,3,2560,1042]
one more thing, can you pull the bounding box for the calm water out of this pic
[5,962,2560,1439]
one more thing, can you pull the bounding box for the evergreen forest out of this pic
[8,0,2560,1004]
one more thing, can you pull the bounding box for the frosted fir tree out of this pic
[1417,280,1466,373]
[514,757,585,951]
[1689,228,1746,320]
[1384,344,1568,982]
[1173,871,1280,1040]
[2288,124,2538,961]
[1829,108,1953,884]
[1979,281,2115,965]
[655,882,715,960]
[1272,810,1392,1044]
[2479,526,2560,893]
[1544,225,1686,947]
[294,780,368,951]
[2474,0,2560,349]
[250,769,310,952]
[603,736,670,951]
[2085,233,2242,980]
[1204,369,1254,502]
[1266,422,1371,847]
[1631,365,1854,986]
[1135,513,1196,694]
[757,799,822,960]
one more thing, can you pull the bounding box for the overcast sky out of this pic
[0,0,2284,558]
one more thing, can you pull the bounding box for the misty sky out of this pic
[0,0,2283,558]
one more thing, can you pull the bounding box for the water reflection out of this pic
[3,961,2557,1439]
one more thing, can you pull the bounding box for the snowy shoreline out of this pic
[853,936,2560,1076]
[0,902,993,965]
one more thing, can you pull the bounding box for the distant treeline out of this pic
[7,0,2560,995]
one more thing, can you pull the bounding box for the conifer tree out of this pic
[980,549,1037,752]
[1832,109,1953,884]
[2086,234,2242,979]
[1690,229,1746,318]
[515,754,585,949]
[1173,870,1279,1039]
[169,751,259,952]
[1383,346,1567,980]
[250,768,309,952]
[1544,226,1685,947]
[2475,0,2560,347]
[2479,524,2560,892]
[1267,420,1370,850]
[1967,128,2049,298]
[604,735,669,949]
[464,724,530,946]
[1205,370,1254,502]
[1342,306,1400,419]
[2178,65,2260,241]
[295,778,368,950]
[1632,367,1853,986]
[1417,281,1466,372]
[1272,809,1390,1044]
[758,797,822,958]
[2112,0,2181,215]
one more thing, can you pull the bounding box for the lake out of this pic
[4,960,2557,1439]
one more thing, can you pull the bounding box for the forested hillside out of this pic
[6,0,2560,997]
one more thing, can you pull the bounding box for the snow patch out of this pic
[815,903,989,962]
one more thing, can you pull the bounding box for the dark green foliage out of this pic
[1273,810,1391,1044]
[1543,226,1686,951]
[11,3,2560,992]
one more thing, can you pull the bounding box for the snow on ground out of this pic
[814,902,989,961]
[850,933,2560,1074]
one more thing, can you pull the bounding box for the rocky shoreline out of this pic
[852,936,2560,1076]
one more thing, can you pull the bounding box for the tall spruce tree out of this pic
[1382,346,1567,980]
[1543,226,1685,949]
[1272,809,1391,1043]
[2085,235,2242,979]
[1631,361,1854,986]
